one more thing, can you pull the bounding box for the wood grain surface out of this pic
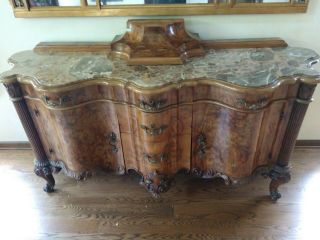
[0,148,319,240]
[5,73,314,197]
[33,38,288,54]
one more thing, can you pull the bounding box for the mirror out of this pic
[9,0,309,17]
[28,1,80,6]
[25,0,305,5]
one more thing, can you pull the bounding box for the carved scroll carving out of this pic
[143,172,171,197]
[191,168,232,185]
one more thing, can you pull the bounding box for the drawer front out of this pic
[131,89,178,112]
[191,83,299,111]
[140,139,178,175]
[120,104,192,176]
[137,110,175,142]
[22,79,300,113]
[22,83,179,112]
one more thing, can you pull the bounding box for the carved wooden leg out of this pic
[270,82,316,201]
[143,172,171,198]
[34,161,55,193]
[269,165,291,201]
[3,76,56,193]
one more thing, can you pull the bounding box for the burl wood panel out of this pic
[191,103,264,179]
[24,81,290,178]
[19,76,318,198]
[29,100,125,175]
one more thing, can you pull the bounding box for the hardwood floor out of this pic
[0,148,319,240]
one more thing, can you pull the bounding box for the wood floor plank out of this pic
[0,148,319,240]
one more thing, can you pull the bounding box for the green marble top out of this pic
[1,47,319,88]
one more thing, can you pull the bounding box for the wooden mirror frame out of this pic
[10,0,309,18]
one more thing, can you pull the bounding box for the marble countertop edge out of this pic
[1,73,320,92]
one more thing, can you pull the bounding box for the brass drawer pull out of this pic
[139,99,167,111]
[144,152,167,164]
[237,98,268,110]
[140,124,168,136]
[107,132,118,154]
[42,95,72,107]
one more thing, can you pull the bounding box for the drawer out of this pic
[191,83,300,111]
[138,112,172,142]
[117,103,191,143]
[130,89,178,112]
[22,83,179,111]
[22,84,114,108]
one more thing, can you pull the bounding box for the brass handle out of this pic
[144,152,167,164]
[237,98,267,110]
[139,99,167,112]
[42,95,72,107]
[140,124,168,136]
[107,132,118,154]
[197,133,206,157]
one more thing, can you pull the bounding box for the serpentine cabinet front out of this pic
[2,75,319,200]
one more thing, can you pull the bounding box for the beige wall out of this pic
[0,1,319,141]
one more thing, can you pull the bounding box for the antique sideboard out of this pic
[1,19,320,201]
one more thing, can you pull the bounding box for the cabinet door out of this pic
[28,100,124,174]
[192,103,263,179]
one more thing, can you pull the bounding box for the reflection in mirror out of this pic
[87,0,96,5]
[29,0,81,6]
[293,0,307,3]
[99,0,217,5]
[100,0,144,5]
[29,0,58,6]
[145,0,186,3]
[237,0,290,2]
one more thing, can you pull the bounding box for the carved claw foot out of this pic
[34,160,55,193]
[143,172,171,198]
[268,164,291,202]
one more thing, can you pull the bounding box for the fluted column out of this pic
[269,81,317,201]
[3,75,55,192]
